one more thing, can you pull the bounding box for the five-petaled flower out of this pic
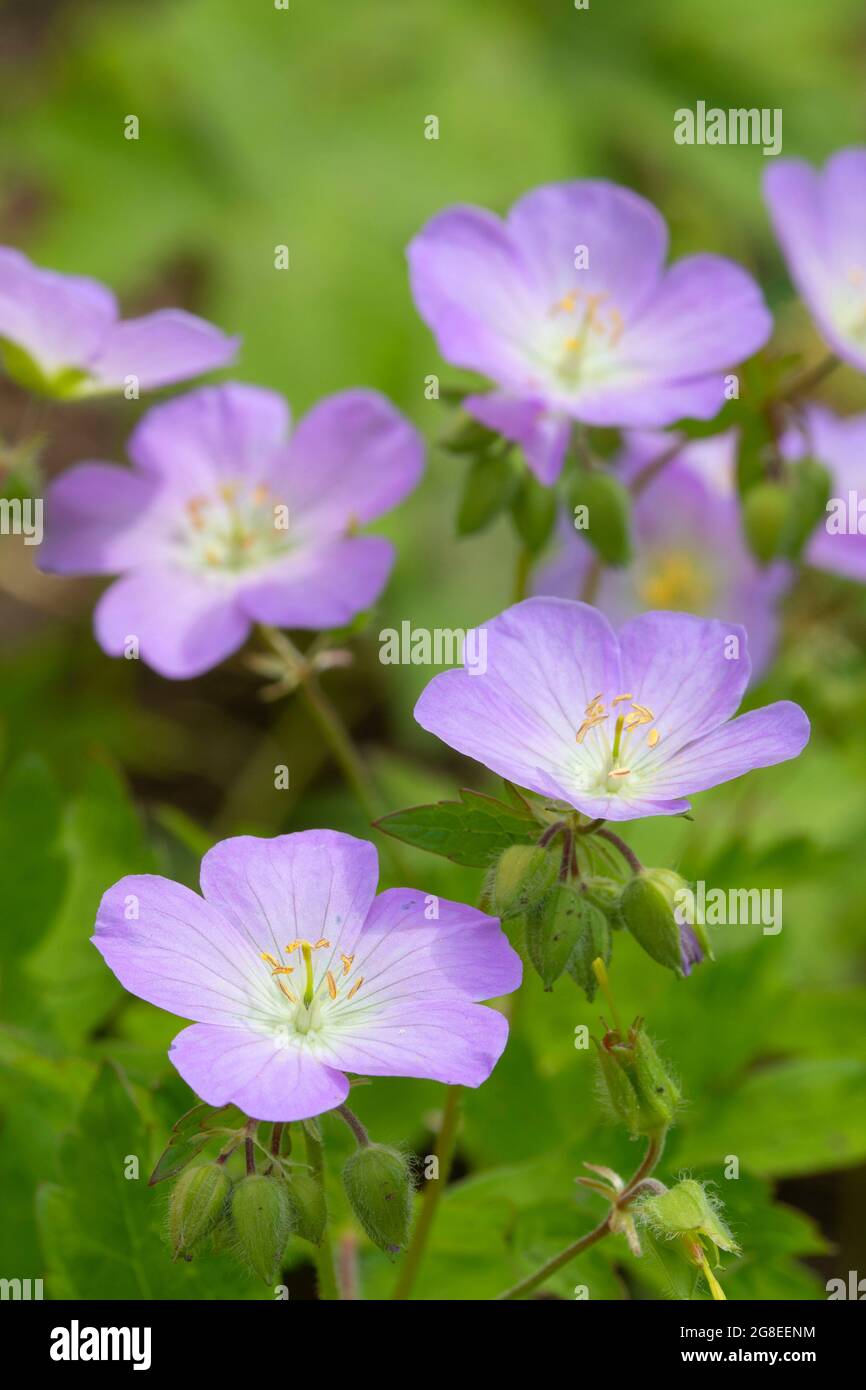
[764,148,866,373]
[39,382,424,678]
[0,246,238,398]
[93,830,521,1121]
[535,431,791,678]
[781,404,866,583]
[414,598,810,822]
[408,180,772,484]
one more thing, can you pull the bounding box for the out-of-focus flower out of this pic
[93,830,521,1122]
[408,181,771,483]
[0,246,238,398]
[764,149,866,373]
[535,431,790,678]
[781,404,866,581]
[40,383,424,678]
[414,598,810,822]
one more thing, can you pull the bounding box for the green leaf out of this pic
[149,1103,247,1185]
[375,788,539,867]
[456,451,517,535]
[510,471,557,553]
[568,467,632,566]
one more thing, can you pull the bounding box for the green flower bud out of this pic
[640,1179,739,1258]
[488,843,557,920]
[342,1144,412,1257]
[169,1161,231,1259]
[231,1174,292,1284]
[566,898,611,1001]
[620,868,695,977]
[582,874,626,931]
[595,1018,680,1137]
[283,1169,328,1246]
[526,882,592,989]
[782,457,831,560]
[743,481,791,564]
[569,467,633,567]
[510,471,557,553]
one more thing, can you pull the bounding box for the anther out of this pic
[346,977,364,1000]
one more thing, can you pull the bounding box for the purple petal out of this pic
[620,254,772,378]
[414,597,622,799]
[506,180,668,320]
[281,389,423,534]
[563,373,730,430]
[93,874,267,1025]
[464,392,570,484]
[39,463,161,575]
[787,406,866,583]
[641,701,811,800]
[407,205,540,386]
[311,998,510,1088]
[679,923,704,976]
[0,246,116,374]
[618,611,752,760]
[89,309,239,392]
[351,889,522,1005]
[763,159,831,306]
[128,383,290,494]
[824,149,866,277]
[238,536,394,629]
[200,830,380,969]
[94,568,250,679]
[169,1023,350,1121]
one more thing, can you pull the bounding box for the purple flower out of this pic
[781,404,866,582]
[0,246,238,398]
[414,598,809,822]
[93,830,521,1121]
[535,431,791,678]
[764,149,866,372]
[408,181,771,484]
[40,383,424,678]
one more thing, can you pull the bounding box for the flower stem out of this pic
[304,1125,340,1301]
[335,1103,370,1148]
[493,1131,665,1300]
[391,1084,462,1300]
[513,545,533,603]
[629,440,682,496]
[780,352,840,402]
[595,826,643,875]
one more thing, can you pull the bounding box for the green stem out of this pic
[304,1126,340,1301]
[391,1085,462,1300]
[493,1131,665,1301]
[335,1103,370,1148]
[513,545,533,603]
[595,826,643,876]
[780,352,839,403]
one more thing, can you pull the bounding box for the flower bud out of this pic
[342,1144,412,1257]
[569,467,633,567]
[743,480,791,564]
[582,875,625,931]
[283,1170,328,1246]
[639,1179,739,1258]
[526,883,591,989]
[488,843,557,920]
[566,898,611,1001]
[620,868,704,977]
[595,1018,680,1137]
[231,1174,292,1284]
[169,1161,231,1259]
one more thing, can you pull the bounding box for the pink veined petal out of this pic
[94,567,250,679]
[311,998,510,1088]
[563,372,729,430]
[92,874,272,1026]
[89,309,239,392]
[279,389,424,535]
[414,597,622,800]
[127,382,290,493]
[169,1023,350,1122]
[506,180,669,321]
[464,392,570,485]
[540,769,692,822]
[636,701,811,801]
[39,463,162,575]
[0,246,117,374]
[199,830,380,972]
[238,536,394,630]
[407,204,541,387]
[349,889,522,1007]
[822,149,866,283]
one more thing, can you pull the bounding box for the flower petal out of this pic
[565,372,730,429]
[464,392,570,485]
[763,158,831,304]
[312,999,510,1088]
[93,874,272,1025]
[199,830,380,970]
[94,568,250,679]
[169,1023,350,1121]
[39,463,161,575]
[348,889,522,1006]
[89,309,239,392]
[414,597,622,799]
[281,389,424,535]
[636,701,811,800]
[128,383,290,493]
[0,247,116,374]
[238,535,394,631]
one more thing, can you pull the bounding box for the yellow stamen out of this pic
[252,483,270,505]
[218,482,237,503]
[563,335,581,352]
[260,952,279,968]
[612,693,633,704]
[608,768,631,778]
[313,938,331,950]
[341,954,354,975]
[276,978,297,1003]
[347,977,364,1000]
[326,970,337,1000]
[557,291,578,313]
[647,729,660,749]
[270,965,294,976]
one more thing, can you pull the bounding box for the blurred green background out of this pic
[1,0,865,1300]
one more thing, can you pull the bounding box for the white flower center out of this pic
[259,938,365,1036]
[531,288,627,390]
[174,480,291,574]
[572,690,661,795]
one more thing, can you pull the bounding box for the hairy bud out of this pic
[283,1169,328,1246]
[620,868,706,977]
[342,1144,412,1257]
[595,1018,680,1137]
[169,1162,231,1259]
[231,1174,291,1284]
